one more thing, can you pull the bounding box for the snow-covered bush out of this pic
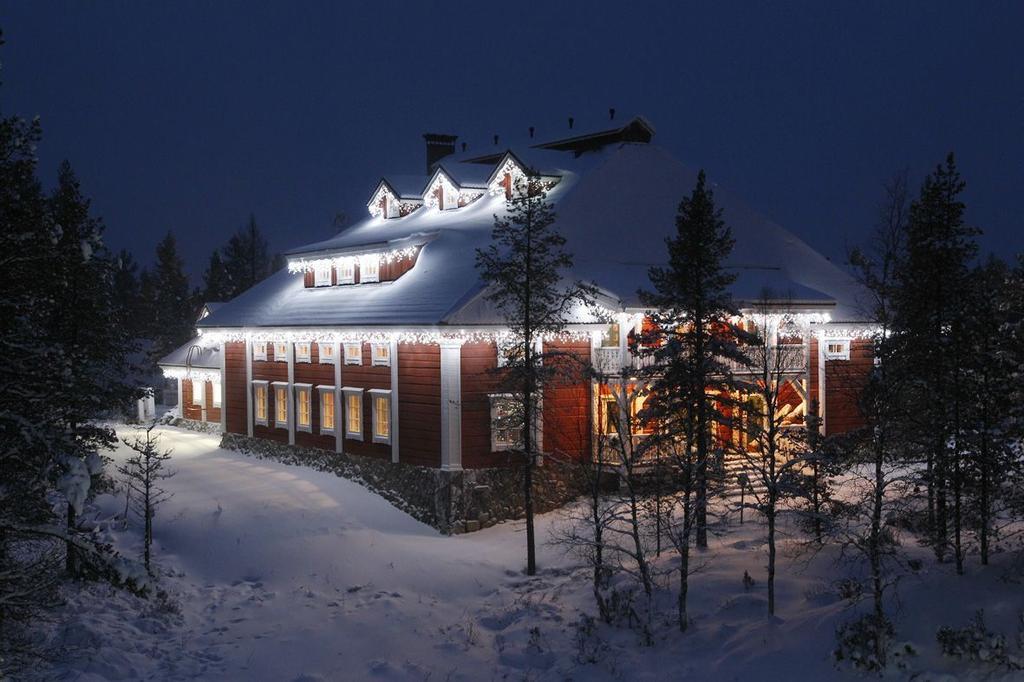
[936,610,1022,670]
[834,613,914,672]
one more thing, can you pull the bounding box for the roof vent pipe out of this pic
[528,126,534,138]
[568,116,574,129]
[493,134,499,146]
[609,107,615,120]
[461,142,467,152]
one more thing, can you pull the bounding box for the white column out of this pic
[220,342,227,434]
[287,341,296,446]
[333,341,342,454]
[176,378,183,419]
[245,339,254,437]
[390,338,400,464]
[439,339,463,471]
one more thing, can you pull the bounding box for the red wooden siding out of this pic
[460,341,505,468]
[824,338,872,436]
[808,337,820,413]
[542,340,592,461]
[225,341,247,434]
[398,342,441,467]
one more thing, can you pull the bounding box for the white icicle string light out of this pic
[196,326,595,348]
[161,367,220,382]
[816,324,881,340]
[488,157,527,196]
[287,246,420,275]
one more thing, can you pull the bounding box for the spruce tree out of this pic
[112,249,144,337]
[222,213,272,297]
[475,179,594,576]
[149,231,195,359]
[202,249,232,302]
[892,153,978,563]
[638,170,743,551]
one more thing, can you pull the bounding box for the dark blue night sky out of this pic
[2,1,1021,278]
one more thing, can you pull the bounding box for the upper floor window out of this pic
[824,339,850,361]
[371,342,390,367]
[295,342,312,363]
[273,342,288,361]
[314,262,332,287]
[337,259,356,285]
[253,342,267,361]
[344,342,362,365]
[360,255,380,283]
[318,342,336,365]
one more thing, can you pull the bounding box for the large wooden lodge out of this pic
[159,113,873,472]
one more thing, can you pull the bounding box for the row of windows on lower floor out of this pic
[251,381,524,452]
[253,382,391,443]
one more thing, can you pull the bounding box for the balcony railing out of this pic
[593,343,807,377]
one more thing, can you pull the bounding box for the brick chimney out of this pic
[423,133,458,174]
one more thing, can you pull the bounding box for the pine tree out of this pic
[475,179,594,576]
[222,213,273,298]
[202,249,232,302]
[638,170,743,552]
[118,424,174,573]
[112,249,144,337]
[45,160,141,573]
[149,231,195,359]
[892,153,979,564]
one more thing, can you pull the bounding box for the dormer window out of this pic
[384,194,401,219]
[442,184,459,210]
[359,255,380,283]
[337,259,355,284]
[313,261,332,287]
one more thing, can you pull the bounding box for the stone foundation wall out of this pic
[219,433,584,534]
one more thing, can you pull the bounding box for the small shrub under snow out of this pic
[936,610,1023,670]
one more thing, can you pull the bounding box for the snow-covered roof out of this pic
[199,140,866,331]
[158,337,221,369]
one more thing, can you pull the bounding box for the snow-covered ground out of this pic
[36,426,1024,681]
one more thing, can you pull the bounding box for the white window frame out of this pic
[371,342,391,367]
[337,259,355,285]
[253,380,269,426]
[294,383,312,433]
[369,389,392,444]
[313,261,332,287]
[211,378,222,408]
[317,385,337,435]
[824,339,851,361]
[272,381,290,429]
[384,195,401,219]
[295,342,312,363]
[191,379,205,406]
[274,341,288,362]
[359,255,380,283]
[342,387,364,441]
[253,342,267,361]
[317,342,336,365]
[344,342,362,365]
[489,393,522,452]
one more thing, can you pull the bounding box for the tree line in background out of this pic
[0,30,286,669]
[482,154,1024,670]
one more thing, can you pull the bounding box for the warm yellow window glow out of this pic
[255,385,267,421]
[374,395,390,439]
[321,391,335,431]
[295,342,311,362]
[275,386,288,424]
[298,389,311,427]
[372,343,390,366]
[319,343,335,361]
[274,342,288,360]
[344,343,362,365]
[346,393,361,436]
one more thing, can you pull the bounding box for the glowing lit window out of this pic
[211,379,222,408]
[253,381,268,426]
[489,394,522,451]
[295,342,311,363]
[274,342,288,361]
[318,386,336,434]
[601,323,620,348]
[295,384,312,432]
[344,343,362,365]
[253,342,267,361]
[318,342,336,364]
[343,387,363,440]
[314,261,332,287]
[360,255,380,283]
[191,380,204,406]
[371,342,390,367]
[337,260,355,284]
[599,394,619,435]
[273,382,289,428]
[631,393,652,435]
[824,340,850,361]
[370,389,391,444]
